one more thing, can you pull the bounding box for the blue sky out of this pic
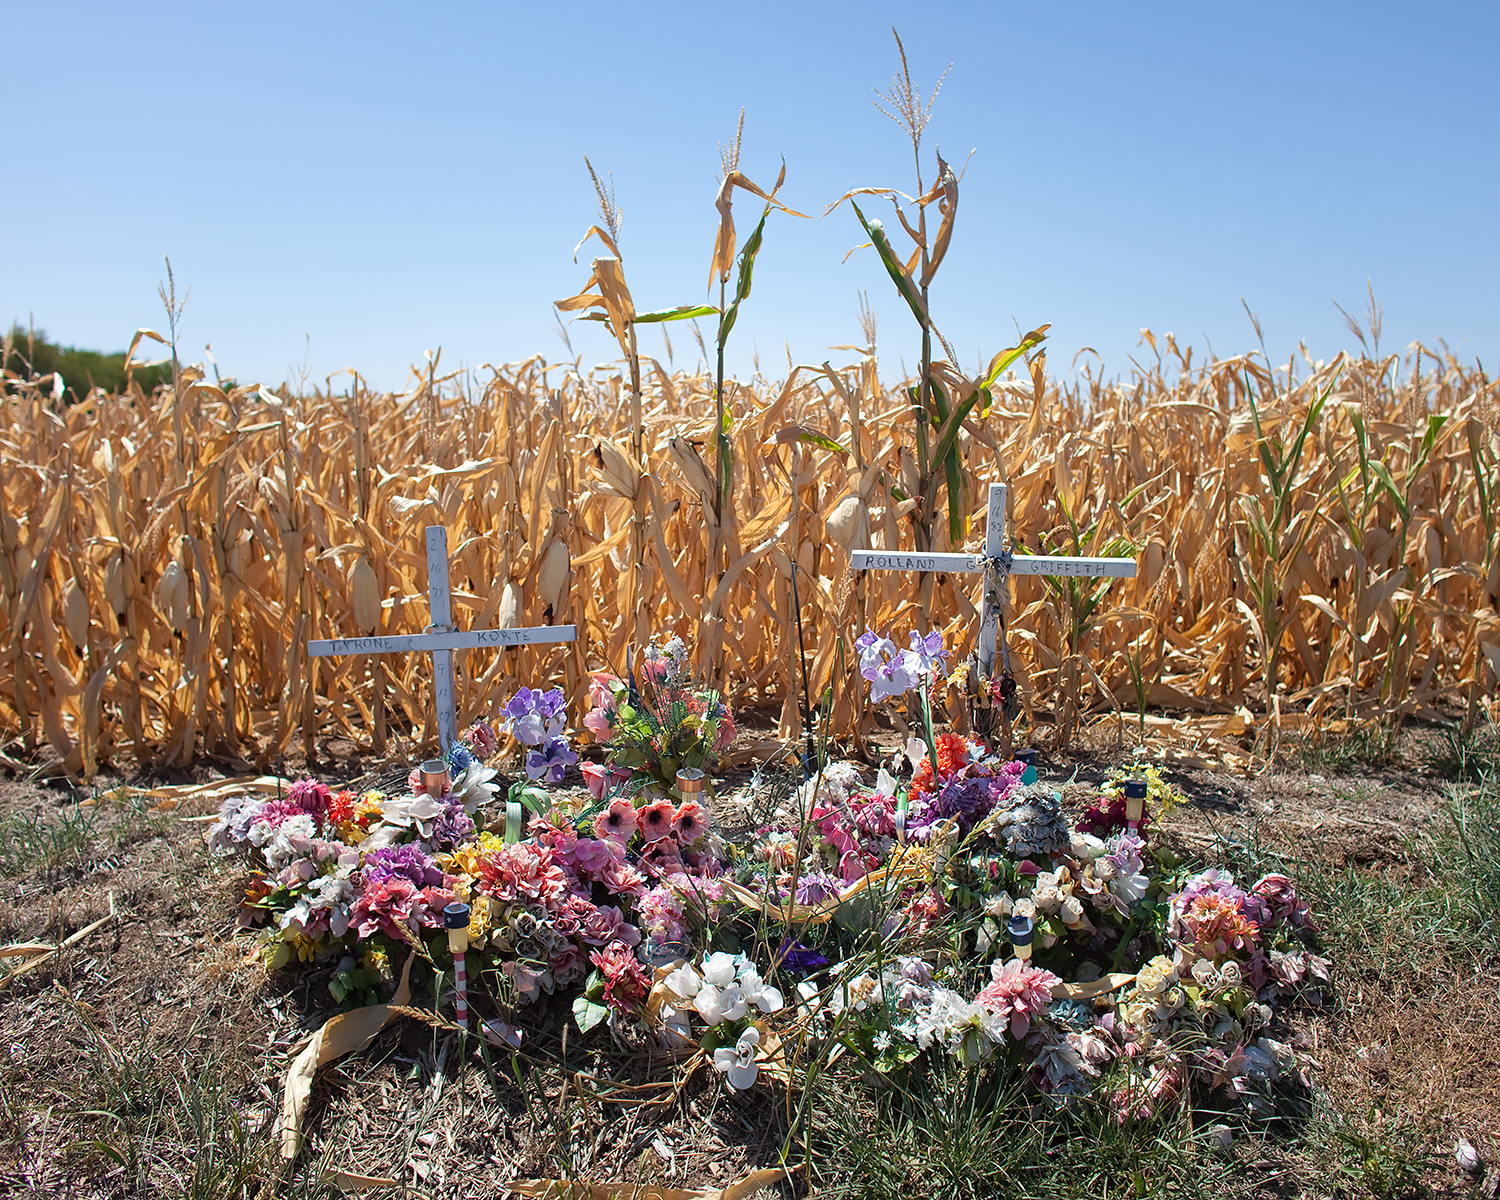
[5,1,1497,390]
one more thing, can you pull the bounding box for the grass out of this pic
[0,798,99,877]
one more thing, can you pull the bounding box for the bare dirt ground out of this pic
[0,717,1496,1199]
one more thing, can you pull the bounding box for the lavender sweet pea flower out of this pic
[506,688,547,745]
[526,735,578,783]
[908,630,948,676]
[857,629,922,702]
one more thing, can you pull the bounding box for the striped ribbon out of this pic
[453,953,468,1031]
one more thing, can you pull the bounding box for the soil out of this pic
[0,718,1495,1198]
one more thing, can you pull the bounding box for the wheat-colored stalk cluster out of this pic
[0,331,1495,774]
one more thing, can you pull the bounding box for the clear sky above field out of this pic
[6,1,1497,392]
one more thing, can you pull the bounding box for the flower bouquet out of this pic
[583,637,735,798]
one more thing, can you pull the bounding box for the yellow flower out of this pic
[291,933,321,963]
[1135,955,1176,998]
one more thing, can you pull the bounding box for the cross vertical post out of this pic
[426,526,457,751]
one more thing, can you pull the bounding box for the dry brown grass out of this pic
[0,329,1495,772]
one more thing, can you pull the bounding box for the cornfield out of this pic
[1,325,1496,776]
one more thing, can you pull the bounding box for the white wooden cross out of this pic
[308,526,576,751]
[851,482,1136,715]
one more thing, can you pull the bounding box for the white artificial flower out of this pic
[712,1026,761,1090]
[873,1031,892,1053]
[904,736,929,771]
[374,793,446,840]
[263,815,317,870]
[736,964,784,1014]
[1070,831,1107,858]
[693,983,748,1026]
[664,964,702,1003]
[449,763,499,814]
[659,1013,692,1048]
[701,952,738,987]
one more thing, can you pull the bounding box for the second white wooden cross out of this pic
[851,481,1136,711]
[308,526,576,751]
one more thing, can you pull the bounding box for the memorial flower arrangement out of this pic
[584,637,736,795]
[211,631,1331,1126]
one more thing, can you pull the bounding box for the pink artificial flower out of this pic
[466,719,498,758]
[1251,873,1318,932]
[478,843,568,906]
[285,778,333,817]
[581,761,634,801]
[570,837,617,877]
[976,958,1062,1040]
[529,812,578,857]
[853,794,896,837]
[549,945,589,985]
[838,849,877,883]
[812,805,858,858]
[638,799,676,843]
[641,837,685,873]
[598,798,639,844]
[417,884,457,925]
[251,798,308,830]
[590,940,650,1011]
[713,707,737,753]
[672,800,709,845]
[583,672,621,739]
[582,904,641,947]
[601,858,647,900]
[349,876,420,940]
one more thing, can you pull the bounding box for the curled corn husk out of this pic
[536,538,570,615]
[498,580,520,628]
[62,578,89,647]
[157,560,189,632]
[104,552,127,615]
[347,557,380,634]
[825,494,869,551]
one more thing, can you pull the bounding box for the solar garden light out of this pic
[419,759,451,797]
[1008,912,1035,962]
[444,902,471,1031]
[675,767,706,797]
[1124,778,1148,832]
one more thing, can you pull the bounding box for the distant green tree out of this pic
[2,324,172,399]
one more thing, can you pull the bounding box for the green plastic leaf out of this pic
[573,996,609,1034]
[634,304,719,324]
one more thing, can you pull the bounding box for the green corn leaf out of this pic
[1366,459,1409,524]
[775,425,849,456]
[944,448,965,543]
[634,304,719,324]
[850,199,927,326]
[719,202,774,349]
[927,373,951,426]
[927,386,982,483]
[979,328,1049,388]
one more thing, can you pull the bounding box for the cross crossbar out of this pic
[849,481,1138,698]
[307,526,576,750]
